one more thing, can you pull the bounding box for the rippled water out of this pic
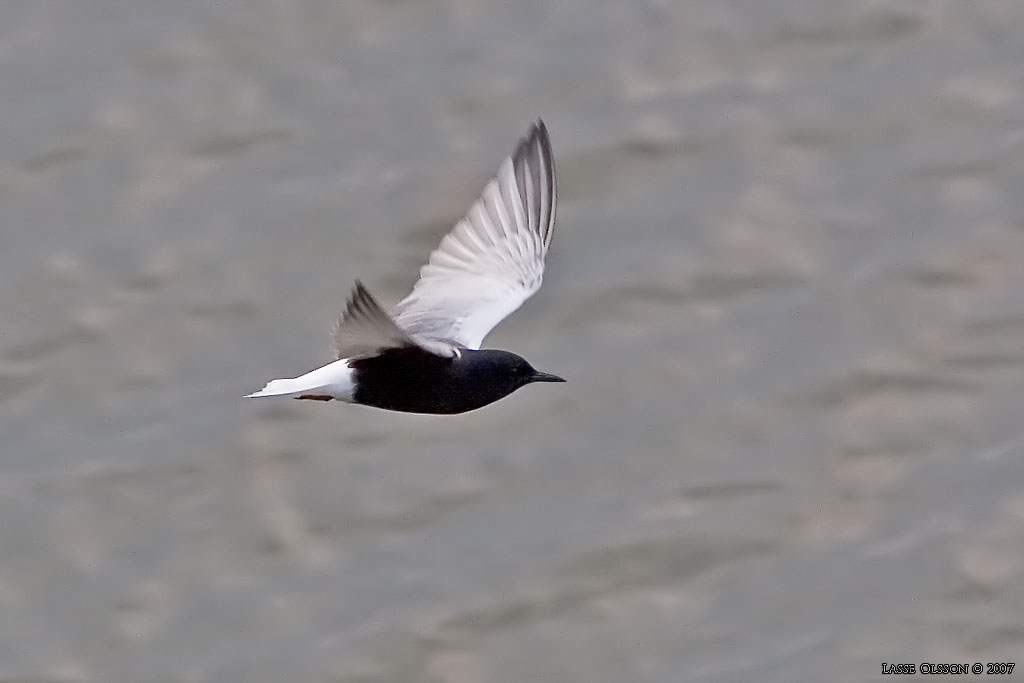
[3,1,1024,681]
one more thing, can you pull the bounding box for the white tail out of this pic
[244,377,313,398]
[244,358,356,401]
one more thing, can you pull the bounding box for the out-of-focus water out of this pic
[2,1,1024,681]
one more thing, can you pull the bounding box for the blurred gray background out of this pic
[3,1,1024,681]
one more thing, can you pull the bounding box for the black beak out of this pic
[530,370,566,383]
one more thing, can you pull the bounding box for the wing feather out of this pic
[392,120,557,350]
[330,281,456,360]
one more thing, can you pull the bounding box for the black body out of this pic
[350,347,564,414]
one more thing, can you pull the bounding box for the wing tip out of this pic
[350,279,371,303]
[530,117,547,139]
[518,119,552,162]
[513,119,556,249]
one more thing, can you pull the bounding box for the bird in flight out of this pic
[245,120,564,414]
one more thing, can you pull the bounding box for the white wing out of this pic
[392,120,557,350]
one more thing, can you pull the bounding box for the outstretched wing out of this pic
[391,120,557,350]
[328,281,418,359]
[331,281,459,360]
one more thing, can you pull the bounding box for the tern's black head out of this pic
[463,349,566,390]
[350,346,564,414]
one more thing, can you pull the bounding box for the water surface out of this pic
[2,1,1024,681]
